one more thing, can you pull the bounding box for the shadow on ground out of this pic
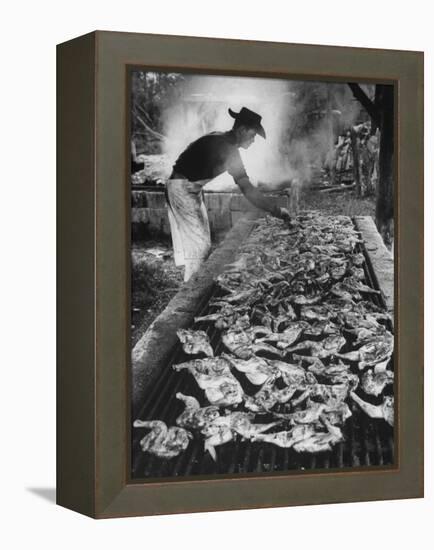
[27,488,56,504]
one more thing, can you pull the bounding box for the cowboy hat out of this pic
[228,107,266,139]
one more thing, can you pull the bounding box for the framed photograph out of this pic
[57,31,423,518]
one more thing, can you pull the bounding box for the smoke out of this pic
[160,74,364,191]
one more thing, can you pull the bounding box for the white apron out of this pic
[166,179,212,281]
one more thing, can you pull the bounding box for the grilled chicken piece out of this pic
[305,358,359,387]
[300,305,334,322]
[173,356,232,388]
[329,264,347,281]
[244,375,298,413]
[337,335,393,369]
[216,271,273,293]
[201,412,279,460]
[174,357,243,406]
[222,326,279,359]
[315,272,331,284]
[355,300,388,316]
[343,276,380,295]
[222,353,281,386]
[215,272,248,292]
[267,359,317,387]
[330,282,361,302]
[329,263,348,281]
[276,398,351,427]
[360,360,394,396]
[284,335,346,359]
[210,286,261,306]
[194,304,249,330]
[311,244,341,256]
[350,252,365,267]
[251,305,274,331]
[133,420,192,459]
[345,325,392,345]
[292,418,343,453]
[203,378,244,407]
[275,400,327,425]
[252,424,317,448]
[350,392,394,426]
[177,329,214,357]
[348,266,365,280]
[303,320,340,337]
[325,298,357,314]
[201,417,234,461]
[343,310,382,329]
[256,321,309,349]
[271,302,298,330]
[292,293,323,305]
[228,412,280,440]
[321,402,352,425]
[291,382,353,408]
[175,393,220,430]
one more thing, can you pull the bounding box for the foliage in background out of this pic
[131,71,185,154]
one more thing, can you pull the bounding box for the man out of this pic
[166,107,291,281]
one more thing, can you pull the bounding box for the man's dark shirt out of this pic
[173,131,248,182]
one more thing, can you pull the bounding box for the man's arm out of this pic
[235,176,289,219]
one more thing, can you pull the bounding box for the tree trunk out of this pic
[376,85,394,243]
[350,128,362,196]
[347,82,395,244]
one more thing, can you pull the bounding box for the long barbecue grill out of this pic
[131,218,394,480]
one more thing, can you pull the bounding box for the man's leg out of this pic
[166,180,211,282]
[183,198,211,281]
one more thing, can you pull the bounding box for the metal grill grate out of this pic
[131,221,394,480]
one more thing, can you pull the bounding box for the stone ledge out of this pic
[353,216,394,315]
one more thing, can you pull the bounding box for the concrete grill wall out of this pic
[131,190,291,239]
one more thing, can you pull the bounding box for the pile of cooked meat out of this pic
[134,211,394,463]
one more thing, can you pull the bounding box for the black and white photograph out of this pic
[130,69,395,480]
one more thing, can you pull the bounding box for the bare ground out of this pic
[131,239,184,347]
